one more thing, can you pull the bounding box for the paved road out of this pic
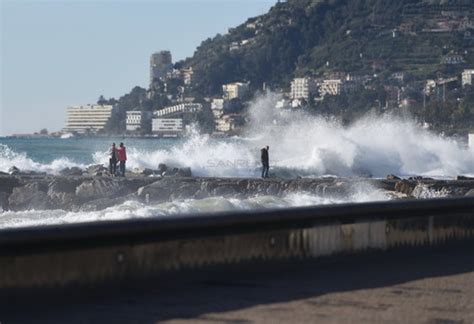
[3,247,474,323]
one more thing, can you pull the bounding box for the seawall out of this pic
[0,197,473,289]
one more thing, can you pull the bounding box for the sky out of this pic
[0,0,275,136]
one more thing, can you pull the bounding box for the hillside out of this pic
[181,0,474,96]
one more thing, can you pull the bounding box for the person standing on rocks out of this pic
[109,143,118,176]
[117,142,127,177]
[261,146,269,178]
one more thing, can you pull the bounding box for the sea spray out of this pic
[89,107,474,178]
[243,93,474,178]
[1,92,473,178]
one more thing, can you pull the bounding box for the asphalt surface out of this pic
[2,246,473,324]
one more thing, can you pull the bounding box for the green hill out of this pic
[181,0,474,96]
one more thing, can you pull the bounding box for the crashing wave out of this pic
[1,93,473,178]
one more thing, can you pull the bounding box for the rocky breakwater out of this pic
[0,170,473,212]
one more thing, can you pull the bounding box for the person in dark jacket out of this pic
[117,142,127,177]
[109,143,118,176]
[261,146,269,178]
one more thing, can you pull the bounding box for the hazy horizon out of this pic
[1,0,275,136]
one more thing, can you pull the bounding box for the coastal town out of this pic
[53,48,474,140]
[3,1,474,143]
[47,2,472,142]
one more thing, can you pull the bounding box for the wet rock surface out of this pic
[0,172,473,212]
[8,182,50,211]
[0,192,9,211]
[59,167,83,177]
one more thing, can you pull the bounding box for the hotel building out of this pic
[63,104,114,134]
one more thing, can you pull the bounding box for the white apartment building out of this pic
[222,82,249,100]
[63,104,114,134]
[462,69,474,87]
[319,79,343,97]
[126,111,151,131]
[153,103,202,118]
[290,78,317,100]
[152,118,183,136]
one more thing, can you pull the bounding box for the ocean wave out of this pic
[1,104,473,178]
[0,144,86,174]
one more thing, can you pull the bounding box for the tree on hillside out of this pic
[97,95,107,105]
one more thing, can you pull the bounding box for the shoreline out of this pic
[1,169,473,213]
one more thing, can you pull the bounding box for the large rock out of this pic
[48,177,81,194]
[176,167,192,177]
[386,174,401,180]
[160,166,192,177]
[0,175,21,194]
[8,182,49,210]
[138,179,174,202]
[49,192,76,210]
[137,178,199,202]
[169,183,201,200]
[85,164,110,177]
[75,178,123,202]
[47,178,81,209]
[8,166,20,175]
[394,180,417,196]
[59,167,83,176]
[158,163,168,174]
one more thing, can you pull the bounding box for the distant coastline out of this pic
[1,133,233,140]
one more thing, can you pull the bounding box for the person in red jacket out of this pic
[117,142,127,177]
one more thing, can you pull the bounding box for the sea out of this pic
[1,97,473,228]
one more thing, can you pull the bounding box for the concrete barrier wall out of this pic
[0,198,473,289]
